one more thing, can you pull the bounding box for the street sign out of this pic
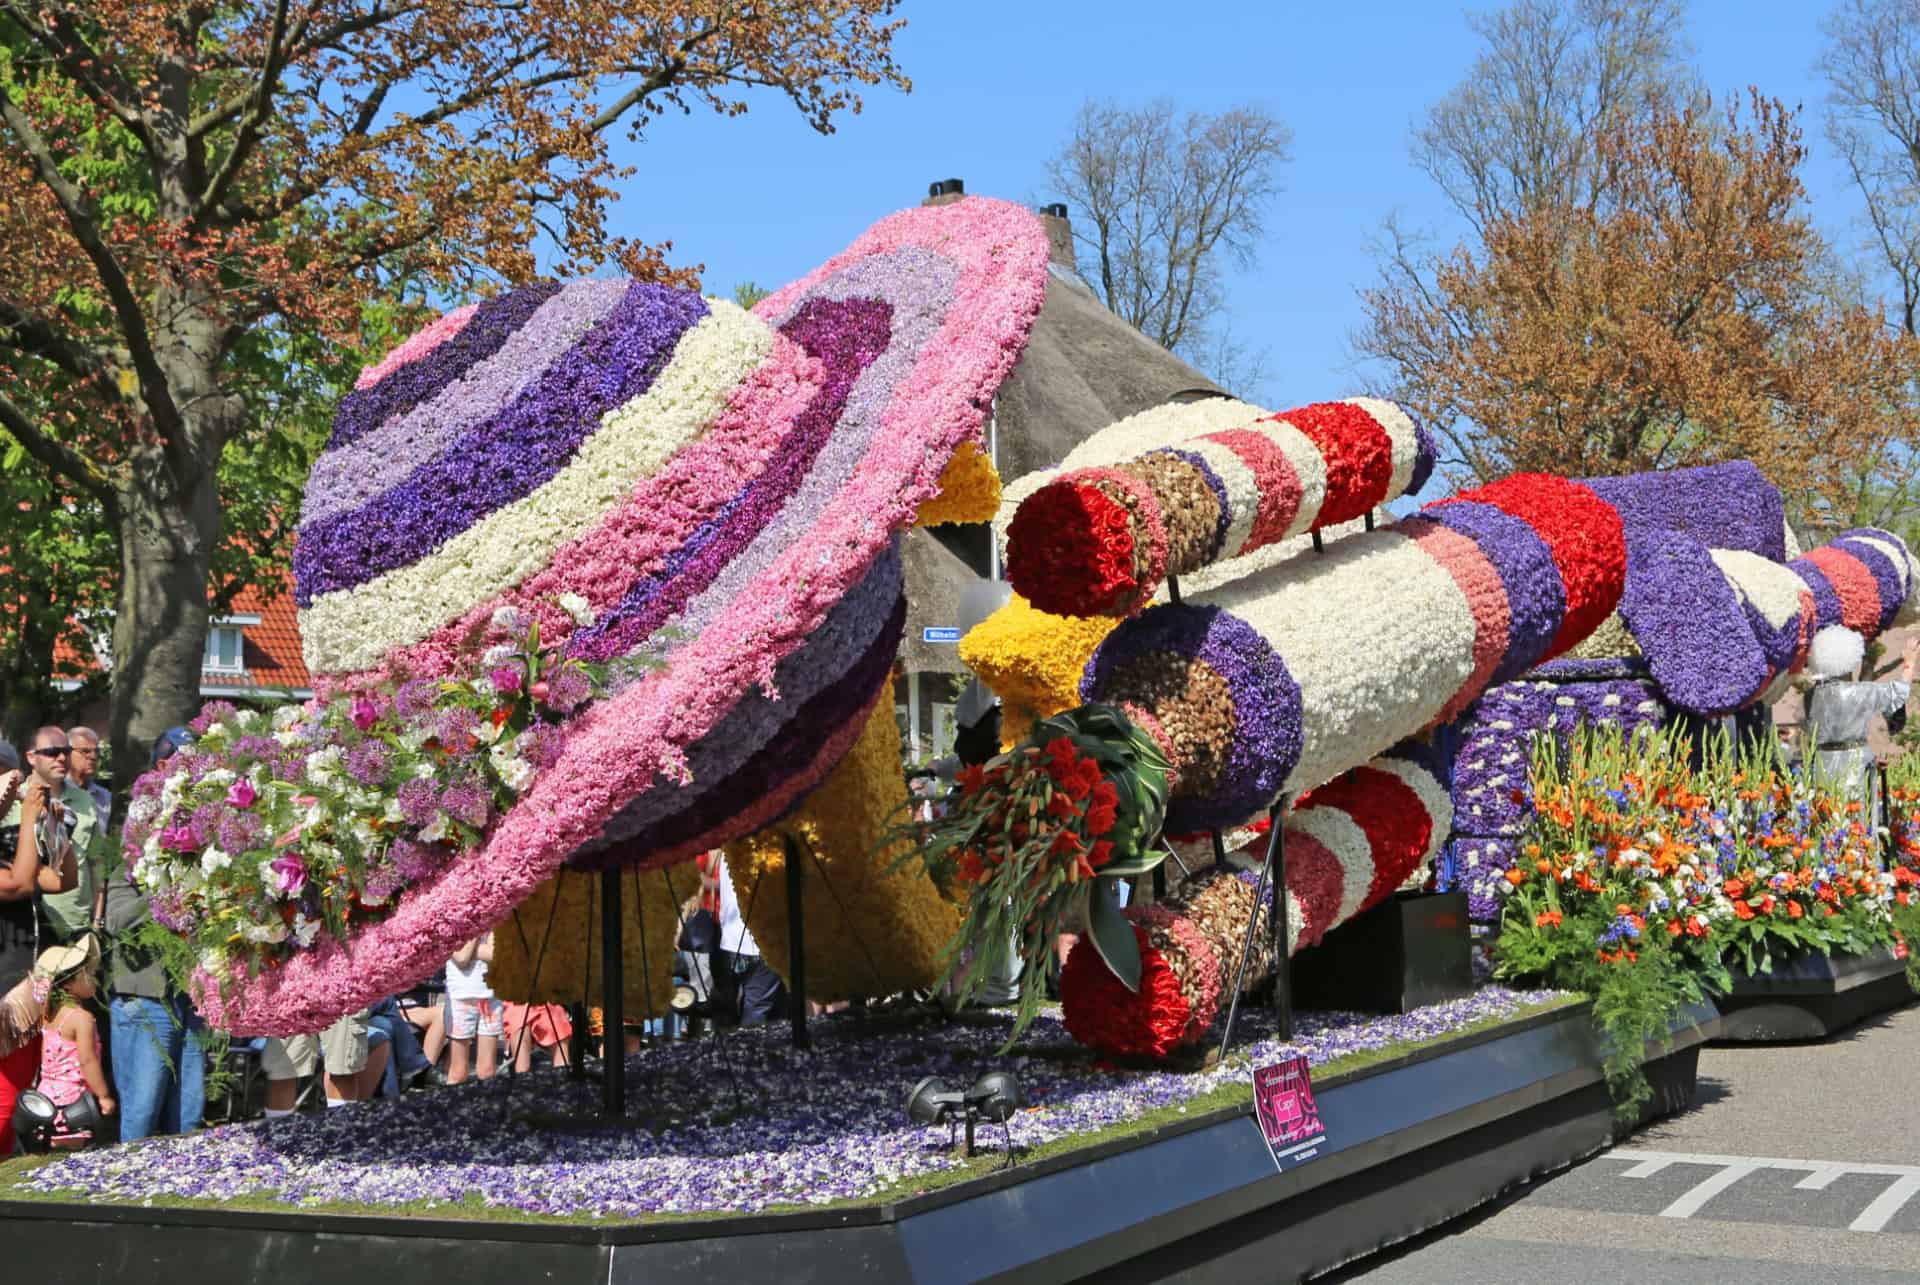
[922,627,962,643]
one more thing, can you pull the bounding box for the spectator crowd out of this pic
[0,723,790,1155]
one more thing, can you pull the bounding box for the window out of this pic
[204,626,245,674]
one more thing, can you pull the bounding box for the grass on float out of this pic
[0,995,1584,1227]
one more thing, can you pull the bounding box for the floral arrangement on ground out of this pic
[4,987,1568,1221]
[1494,721,1910,1114]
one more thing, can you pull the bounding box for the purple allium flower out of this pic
[438,780,491,829]
[543,665,591,713]
[389,838,449,882]
[397,778,440,827]
[345,740,391,786]
[216,811,263,854]
[363,864,406,904]
[516,722,567,770]
[394,678,438,719]
[432,706,481,748]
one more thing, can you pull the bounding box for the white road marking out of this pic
[1608,1149,1920,1232]
[1659,1162,1761,1218]
[1850,1175,1920,1233]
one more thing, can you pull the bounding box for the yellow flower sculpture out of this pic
[915,439,1002,527]
[723,697,959,1001]
[959,593,1118,731]
[491,865,685,1020]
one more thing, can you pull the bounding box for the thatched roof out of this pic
[901,204,1224,673]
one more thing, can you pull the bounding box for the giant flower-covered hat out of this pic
[189,198,1048,1032]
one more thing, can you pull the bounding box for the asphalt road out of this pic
[1332,1003,1920,1283]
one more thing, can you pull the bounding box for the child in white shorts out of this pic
[444,933,501,1083]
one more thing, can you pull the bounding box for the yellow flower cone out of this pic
[723,697,960,1002]
[959,593,1117,724]
[491,864,685,1020]
[915,439,1002,527]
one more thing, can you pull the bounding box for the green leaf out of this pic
[1086,877,1142,991]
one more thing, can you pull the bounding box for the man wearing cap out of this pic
[11,727,103,946]
[102,728,206,1141]
[0,737,78,1153]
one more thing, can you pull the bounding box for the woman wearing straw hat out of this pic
[1,737,79,1153]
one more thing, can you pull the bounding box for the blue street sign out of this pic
[922,627,962,643]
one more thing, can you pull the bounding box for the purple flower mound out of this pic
[328,284,561,451]
[1616,521,1769,715]
[1530,657,1649,681]
[1835,529,1910,633]
[1455,836,1520,923]
[1403,402,1439,497]
[295,283,708,604]
[569,295,893,663]
[1421,500,1564,680]
[1788,557,1845,633]
[11,987,1565,1219]
[1581,462,1786,561]
[1739,592,1802,676]
[1082,603,1301,833]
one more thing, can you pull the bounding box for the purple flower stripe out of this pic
[1832,532,1908,634]
[327,284,561,451]
[1422,500,1563,681]
[1404,403,1438,497]
[1083,603,1302,833]
[303,280,631,526]
[1581,462,1786,561]
[569,297,894,663]
[1787,557,1845,633]
[1739,591,1802,676]
[661,247,960,649]
[1154,447,1234,562]
[584,541,907,857]
[296,285,708,604]
[1452,836,1519,923]
[1530,657,1649,681]
[583,590,907,868]
[1616,521,1769,715]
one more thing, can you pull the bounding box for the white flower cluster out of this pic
[301,301,772,674]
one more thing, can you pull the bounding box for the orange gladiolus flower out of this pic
[1505,868,1527,886]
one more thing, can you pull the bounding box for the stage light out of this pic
[905,1071,1023,1163]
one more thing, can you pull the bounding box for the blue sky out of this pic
[602,2,1847,410]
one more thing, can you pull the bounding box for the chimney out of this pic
[923,177,966,207]
[1038,202,1074,271]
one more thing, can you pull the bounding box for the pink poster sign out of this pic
[1252,1053,1326,1170]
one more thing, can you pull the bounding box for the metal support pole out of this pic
[908,670,922,758]
[600,866,625,1116]
[785,835,811,1050]
[1217,798,1289,1062]
[1268,806,1293,1041]
[1311,530,1325,554]
[1364,511,1375,532]
[1167,574,1182,604]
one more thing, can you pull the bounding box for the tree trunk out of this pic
[107,292,235,800]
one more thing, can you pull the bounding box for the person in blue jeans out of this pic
[99,727,207,1141]
[368,996,433,1095]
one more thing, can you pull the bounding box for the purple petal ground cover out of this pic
[12,986,1565,1221]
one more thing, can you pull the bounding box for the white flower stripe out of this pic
[1201,527,1477,793]
[1711,548,1807,629]
[1282,890,1305,955]
[1343,396,1420,499]
[1289,805,1374,924]
[1373,757,1453,860]
[301,302,770,673]
[1182,437,1261,558]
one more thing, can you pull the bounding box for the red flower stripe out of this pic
[1059,923,1195,1060]
[1204,426,1305,553]
[1004,477,1142,617]
[1281,829,1347,949]
[1297,767,1432,914]
[1397,516,1512,726]
[1434,474,1625,658]
[1792,588,1816,672]
[1801,546,1882,635]
[1283,401,1393,529]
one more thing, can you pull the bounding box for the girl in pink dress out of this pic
[39,951,112,1148]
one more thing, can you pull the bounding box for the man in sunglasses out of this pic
[10,728,96,945]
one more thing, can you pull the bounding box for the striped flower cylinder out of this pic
[193,198,1050,1034]
[1790,529,1920,639]
[1059,742,1449,1060]
[1081,474,1627,831]
[1005,398,1438,616]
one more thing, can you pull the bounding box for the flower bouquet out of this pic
[893,704,1169,1043]
[122,606,621,987]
